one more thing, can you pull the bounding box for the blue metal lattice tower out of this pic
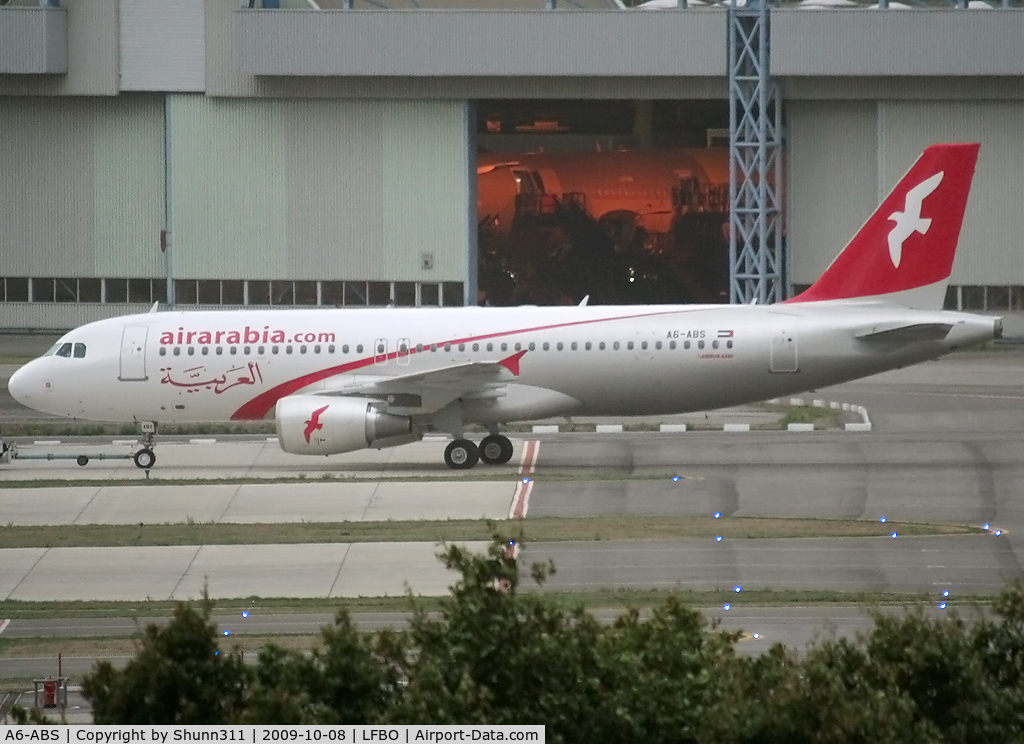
[728,0,784,304]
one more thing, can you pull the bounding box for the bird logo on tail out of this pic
[303,404,329,443]
[887,171,943,268]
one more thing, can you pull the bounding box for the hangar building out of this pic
[0,0,1022,329]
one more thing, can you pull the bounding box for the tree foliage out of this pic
[78,537,1024,742]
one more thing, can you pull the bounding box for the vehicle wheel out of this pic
[479,434,514,465]
[76,455,89,467]
[134,448,156,469]
[444,439,479,469]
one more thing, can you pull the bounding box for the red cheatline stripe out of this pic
[509,440,539,520]
[231,308,696,420]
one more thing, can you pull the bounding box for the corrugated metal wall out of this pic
[786,100,878,286]
[381,100,468,282]
[119,0,205,93]
[171,95,467,283]
[0,95,163,278]
[787,99,1024,287]
[169,95,288,280]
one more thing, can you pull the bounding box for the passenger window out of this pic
[684,341,691,350]
[286,345,293,354]
[329,344,336,354]
[55,343,72,358]
[216,347,223,356]
[698,340,705,350]
[557,342,563,351]
[272,346,279,355]
[416,343,424,353]
[314,345,320,354]
[230,346,237,355]
[727,340,733,349]
[159,347,167,357]
[244,346,251,355]
[473,343,480,352]
[669,340,676,350]
[585,342,592,351]
[445,343,452,352]
[356,344,363,353]
[430,344,437,352]
[571,342,577,351]
[515,342,522,352]
[642,341,648,350]
[187,347,195,356]
[627,342,634,351]
[501,343,508,352]
[298,345,305,354]
[543,342,549,351]
[257,346,265,355]
[599,342,606,351]
[613,342,620,351]
[656,341,662,350]
[201,347,209,356]
[528,342,536,351]
[73,343,86,358]
[458,343,465,352]
[712,340,719,349]
[174,347,181,356]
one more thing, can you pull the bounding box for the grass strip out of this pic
[0,515,980,549]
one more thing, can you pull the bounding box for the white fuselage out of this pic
[8,303,999,427]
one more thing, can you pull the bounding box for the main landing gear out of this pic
[444,434,514,470]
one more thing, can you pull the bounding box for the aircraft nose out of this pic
[8,363,37,407]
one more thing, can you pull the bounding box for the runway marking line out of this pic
[509,440,539,520]
[0,619,9,636]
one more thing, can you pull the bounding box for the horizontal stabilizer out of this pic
[854,322,953,344]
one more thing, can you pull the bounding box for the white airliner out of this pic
[7,143,1000,470]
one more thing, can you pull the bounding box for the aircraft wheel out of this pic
[76,455,89,467]
[479,434,514,465]
[134,448,156,469]
[444,439,479,470]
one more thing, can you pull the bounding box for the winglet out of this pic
[498,350,527,376]
[787,143,979,310]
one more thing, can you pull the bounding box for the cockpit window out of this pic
[44,343,61,357]
[73,343,86,358]
[55,343,73,358]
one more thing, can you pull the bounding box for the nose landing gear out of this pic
[133,421,157,469]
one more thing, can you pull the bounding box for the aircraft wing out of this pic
[854,322,954,345]
[317,351,527,413]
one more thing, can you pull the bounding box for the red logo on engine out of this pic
[304,404,329,443]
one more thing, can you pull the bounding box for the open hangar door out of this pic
[476,100,730,307]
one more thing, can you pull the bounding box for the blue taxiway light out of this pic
[983,523,990,530]
[891,532,898,538]
[723,603,731,611]
[714,512,721,519]
[522,478,530,484]
[715,536,722,542]
[223,630,231,636]
[734,586,742,593]
[880,517,887,523]
[996,530,1003,536]
[943,590,949,598]
[940,602,947,609]
[672,476,679,482]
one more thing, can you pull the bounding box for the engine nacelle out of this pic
[276,395,412,456]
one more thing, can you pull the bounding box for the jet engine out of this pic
[276,395,412,456]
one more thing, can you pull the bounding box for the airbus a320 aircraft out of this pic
[7,144,1000,470]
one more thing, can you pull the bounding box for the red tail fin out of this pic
[788,143,979,309]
